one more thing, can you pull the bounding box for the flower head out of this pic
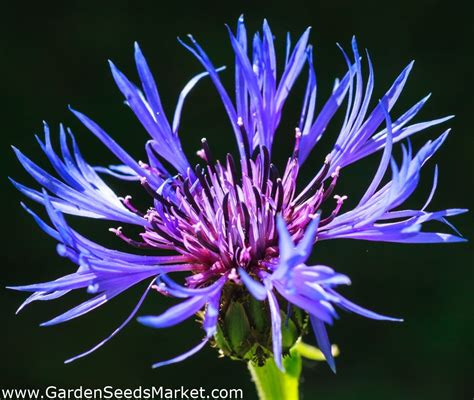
[9,16,466,372]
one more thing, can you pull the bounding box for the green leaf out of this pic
[294,340,340,361]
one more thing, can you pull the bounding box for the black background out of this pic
[2,1,473,399]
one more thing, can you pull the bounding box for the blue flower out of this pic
[9,16,466,372]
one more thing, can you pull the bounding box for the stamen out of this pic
[109,227,151,249]
[182,178,201,214]
[293,127,302,159]
[240,202,251,234]
[292,154,332,206]
[115,133,337,276]
[194,164,213,203]
[320,194,348,226]
[226,154,238,184]
[275,179,284,212]
[322,166,341,202]
[196,232,220,253]
[261,146,270,194]
[152,282,171,296]
[149,221,184,247]
[222,193,230,227]
[200,138,216,168]
[120,195,144,216]
[270,163,281,183]
[251,146,260,161]
[252,187,262,210]
[140,177,161,200]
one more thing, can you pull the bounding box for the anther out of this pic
[192,221,203,233]
[293,127,302,159]
[222,193,230,227]
[226,154,238,184]
[138,160,151,170]
[252,187,262,210]
[228,268,239,283]
[200,138,216,168]
[275,179,284,212]
[196,149,206,161]
[334,194,348,204]
[261,146,270,194]
[152,282,171,296]
[331,166,341,179]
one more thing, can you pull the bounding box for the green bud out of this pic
[211,282,309,365]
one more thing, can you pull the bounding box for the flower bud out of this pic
[211,283,308,365]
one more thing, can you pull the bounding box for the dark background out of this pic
[2,1,473,399]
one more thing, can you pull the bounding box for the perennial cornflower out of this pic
[9,16,466,396]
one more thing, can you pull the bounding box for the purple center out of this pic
[113,131,346,288]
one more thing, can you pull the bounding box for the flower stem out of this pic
[248,350,302,400]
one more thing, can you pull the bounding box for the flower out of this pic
[9,16,466,372]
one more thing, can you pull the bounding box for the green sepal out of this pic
[247,295,268,333]
[224,300,252,356]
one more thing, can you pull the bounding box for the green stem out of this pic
[248,350,302,400]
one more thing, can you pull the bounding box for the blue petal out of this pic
[158,275,227,298]
[310,316,336,373]
[134,42,167,121]
[137,295,208,329]
[8,273,96,293]
[267,290,283,371]
[173,66,226,134]
[178,35,247,160]
[15,290,70,314]
[238,268,267,300]
[275,27,311,114]
[299,65,353,163]
[65,278,155,363]
[295,213,321,259]
[328,289,403,322]
[358,98,393,205]
[94,165,140,181]
[226,24,268,148]
[203,290,221,338]
[70,107,153,182]
[299,46,317,136]
[277,288,336,325]
[40,285,128,326]
[152,337,209,368]
[235,15,249,134]
[108,61,190,175]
